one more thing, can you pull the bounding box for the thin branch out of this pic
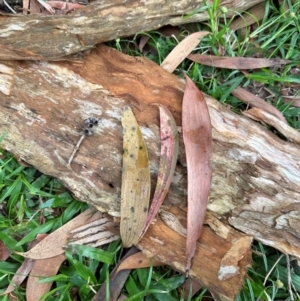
[286,254,295,301]
[3,0,17,13]
[263,254,284,286]
[67,134,86,166]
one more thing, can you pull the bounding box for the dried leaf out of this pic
[23,0,30,13]
[36,0,55,14]
[0,240,41,296]
[0,257,34,295]
[26,254,66,301]
[120,106,151,247]
[139,36,150,53]
[232,86,287,123]
[140,105,179,239]
[243,108,300,144]
[28,0,42,14]
[47,1,86,10]
[161,31,210,73]
[115,251,163,275]
[93,247,139,301]
[230,2,265,31]
[16,208,102,259]
[67,216,120,247]
[182,75,212,272]
[188,54,290,70]
[0,240,11,261]
[218,236,252,281]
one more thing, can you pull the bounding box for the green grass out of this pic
[1,0,300,299]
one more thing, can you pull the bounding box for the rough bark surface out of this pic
[1,45,299,299]
[0,0,263,60]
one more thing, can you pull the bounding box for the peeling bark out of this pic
[0,0,263,60]
[1,45,299,300]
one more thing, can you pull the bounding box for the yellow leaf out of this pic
[120,106,150,247]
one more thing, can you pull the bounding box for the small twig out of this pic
[3,0,17,13]
[286,254,295,301]
[67,134,86,166]
[67,117,99,167]
[291,280,300,300]
[263,253,284,286]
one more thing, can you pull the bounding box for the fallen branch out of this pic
[1,45,299,300]
[0,0,263,60]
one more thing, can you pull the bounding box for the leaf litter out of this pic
[161,31,210,73]
[187,54,290,70]
[139,105,179,239]
[182,75,212,273]
[120,106,151,247]
[16,208,103,259]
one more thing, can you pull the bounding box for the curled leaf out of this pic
[183,75,212,273]
[120,106,151,247]
[140,105,179,239]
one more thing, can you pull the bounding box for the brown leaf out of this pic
[230,2,265,31]
[139,105,179,239]
[28,0,42,14]
[68,216,120,247]
[0,240,11,261]
[161,31,210,73]
[182,75,212,273]
[47,1,86,10]
[218,236,252,281]
[120,106,151,247]
[138,36,150,53]
[36,0,55,14]
[92,247,139,301]
[0,240,41,296]
[26,254,66,301]
[0,258,34,295]
[115,251,163,275]
[232,86,287,123]
[188,54,290,70]
[16,208,102,259]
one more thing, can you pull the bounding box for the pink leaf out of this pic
[139,105,179,239]
[182,75,212,273]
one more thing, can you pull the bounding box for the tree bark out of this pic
[1,45,299,300]
[0,0,263,60]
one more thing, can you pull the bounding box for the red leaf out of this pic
[139,105,179,239]
[115,251,163,275]
[182,75,212,273]
[188,54,290,70]
[231,86,287,123]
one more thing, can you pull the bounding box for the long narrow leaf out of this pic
[120,106,151,247]
[140,105,179,239]
[182,75,212,273]
[161,31,210,73]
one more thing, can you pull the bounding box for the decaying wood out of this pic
[1,45,300,299]
[0,0,264,61]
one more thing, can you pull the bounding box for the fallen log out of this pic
[0,0,263,60]
[1,45,300,300]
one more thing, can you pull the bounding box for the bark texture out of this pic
[1,45,299,300]
[0,0,263,60]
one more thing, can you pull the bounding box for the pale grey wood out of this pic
[0,0,263,60]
